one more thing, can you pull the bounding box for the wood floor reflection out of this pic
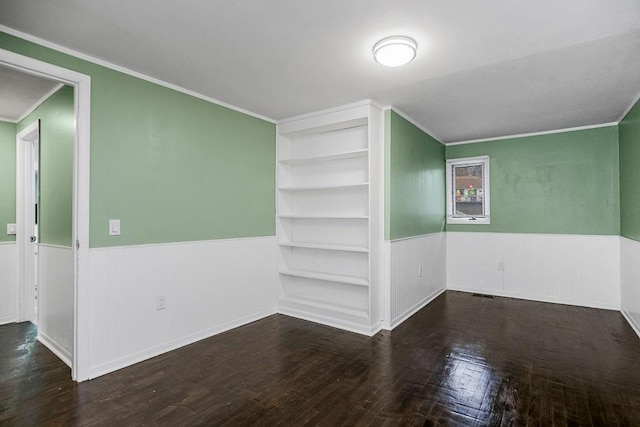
[2,291,640,425]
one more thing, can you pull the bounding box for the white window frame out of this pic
[446,155,490,225]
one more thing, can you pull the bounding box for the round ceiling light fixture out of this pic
[373,36,417,67]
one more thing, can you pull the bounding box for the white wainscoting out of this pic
[621,236,640,338]
[0,242,17,325]
[87,236,279,379]
[385,233,446,329]
[447,232,620,310]
[37,244,74,367]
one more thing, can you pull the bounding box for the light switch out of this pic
[6,223,16,235]
[109,219,121,236]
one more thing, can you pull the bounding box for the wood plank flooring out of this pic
[2,291,640,426]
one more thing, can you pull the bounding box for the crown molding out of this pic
[447,122,618,146]
[382,106,445,145]
[0,25,276,124]
[618,89,640,123]
[15,82,64,123]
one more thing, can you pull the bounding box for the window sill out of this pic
[447,216,490,225]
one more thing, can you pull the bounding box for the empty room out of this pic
[1,1,640,425]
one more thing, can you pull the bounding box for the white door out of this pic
[17,120,40,324]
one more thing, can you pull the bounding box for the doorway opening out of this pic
[0,48,91,381]
[15,83,77,368]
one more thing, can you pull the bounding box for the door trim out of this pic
[0,48,91,381]
[16,119,39,324]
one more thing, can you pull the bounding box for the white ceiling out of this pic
[0,65,61,122]
[1,0,639,142]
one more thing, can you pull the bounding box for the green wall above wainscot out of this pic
[0,120,17,242]
[446,126,620,235]
[620,98,640,242]
[18,85,75,246]
[385,110,445,240]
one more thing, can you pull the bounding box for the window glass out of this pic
[453,163,484,217]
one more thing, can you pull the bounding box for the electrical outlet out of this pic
[498,261,505,271]
[418,265,423,277]
[156,295,166,310]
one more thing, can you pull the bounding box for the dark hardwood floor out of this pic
[2,291,640,426]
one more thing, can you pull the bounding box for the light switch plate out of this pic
[6,223,16,235]
[109,219,121,236]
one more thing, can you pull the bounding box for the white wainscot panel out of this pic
[387,233,446,329]
[0,242,17,325]
[447,232,620,310]
[38,244,74,366]
[621,237,640,338]
[88,236,279,378]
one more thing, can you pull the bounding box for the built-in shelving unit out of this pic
[276,101,384,335]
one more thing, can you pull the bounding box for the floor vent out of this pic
[472,293,495,299]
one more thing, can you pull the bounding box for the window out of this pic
[446,156,490,224]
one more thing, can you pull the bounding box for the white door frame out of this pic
[0,48,91,381]
[16,119,40,324]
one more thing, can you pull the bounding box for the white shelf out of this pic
[280,295,369,319]
[279,214,368,219]
[278,183,368,192]
[279,149,368,165]
[279,241,369,253]
[279,269,369,287]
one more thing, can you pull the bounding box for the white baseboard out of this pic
[278,306,380,336]
[622,310,640,340]
[370,321,383,336]
[0,315,16,326]
[38,329,72,368]
[88,308,277,379]
[383,286,446,330]
[447,285,619,311]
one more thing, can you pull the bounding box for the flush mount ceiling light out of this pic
[373,36,417,67]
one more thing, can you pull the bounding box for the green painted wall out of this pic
[0,121,17,242]
[446,126,620,235]
[0,31,276,248]
[17,86,74,246]
[385,110,446,240]
[620,98,640,242]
